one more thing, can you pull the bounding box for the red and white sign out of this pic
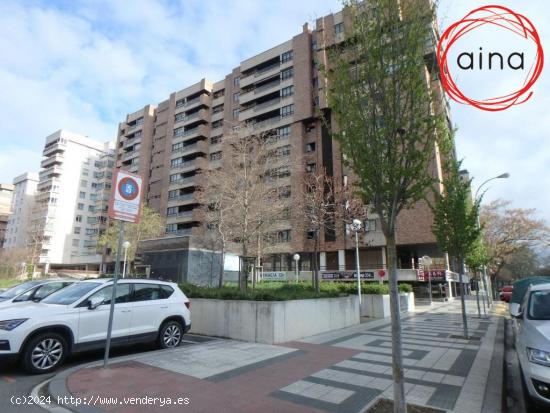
[108,170,143,223]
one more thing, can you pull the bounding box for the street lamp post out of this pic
[350,219,362,306]
[293,254,300,282]
[122,241,131,278]
[421,255,433,306]
[475,172,510,307]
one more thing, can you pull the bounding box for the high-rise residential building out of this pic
[0,183,15,249]
[3,173,39,250]
[118,4,450,277]
[31,130,115,271]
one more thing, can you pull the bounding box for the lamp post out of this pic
[122,241,131,278]
[421,255,433,306]
[350,219,362,306]
[475,172,510,306]
[293,253,300,282]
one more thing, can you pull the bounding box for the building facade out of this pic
[0,183,15,249]
[117,4,450,279]
[2,173,38,250]
[32,130,115,271]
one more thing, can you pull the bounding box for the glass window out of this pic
[211,135,222,145]
[88,284,132,306]
[306,142,316,152]
[278,125,291,137]
[79,191,86,199]
[233,77,240,87]
[334,22,344,34]
[210,151,222,161]
[0,281,42,299]
[281,85,294,98]
[132,284,161,301]
[281,50,293,63]
[281,67,293,80]
[74,227,81,234]
[42,282,101,305]
[160,285,174,299]
[281,104,294,117]
[529,291,550,320]
[232,108,240,118]
[76,215,83,222]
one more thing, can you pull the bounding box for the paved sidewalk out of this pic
[46,299,505,413]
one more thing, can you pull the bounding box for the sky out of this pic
[0,0,548,224]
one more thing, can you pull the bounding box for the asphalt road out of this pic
[0,334,214,413]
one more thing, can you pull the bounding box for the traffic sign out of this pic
[108,169,143,223]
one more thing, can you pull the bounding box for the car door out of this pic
[129,283,169,340]
[77,283,133,347]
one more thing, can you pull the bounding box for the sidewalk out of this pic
[46,299,506,413]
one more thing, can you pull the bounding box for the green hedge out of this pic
[179,281,413,301]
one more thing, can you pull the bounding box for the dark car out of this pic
[500,285,513,302]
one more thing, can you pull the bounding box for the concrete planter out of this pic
[189,295,359,344]
[360,292,415,318]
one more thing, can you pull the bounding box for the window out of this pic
[168,190,178,199]
[175,112,186,123]
[281,104,294,117]
[86,228,98,235]
[210,151,222,161]
[172,142,184,152]
[233,92,240,102]
[82,168,89,176]
[171,158,183,167]
[232,108,240,118]
[279,186,291,198]
[212,104,224,114]
[213,89,225,99]
[160,285,174,299]
[233,76,240,87]
[167,207,177,215]
[174,127,185,137]
[365,219,377,231]
[334,22,344,34]
[79,191,86,199]
[313,96,320,107]
[89,193,97,201]
[312,39,317,51]
[281,67,293,80]
[135,117,144,126]
[278,125,291,137]
[77,203,85,210]
[169,174,180,182]
[176,98,185,108]
[281,50,293,63]
[91,182,98,189]
[132,284,161,301]
[281,85,294,98]
[277,230,291,243]
[87,217,97,224]
[211,135,222,145]
[88,284,131,305]
[166,223,177,233]
[94,160,102,168]
[74,227,81,235]
[76,215,83,223]
[305,163,316,172]
[88,205,95,212]
[72,239,79,247]
[212,120,223,129]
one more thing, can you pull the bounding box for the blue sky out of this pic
[0,0,548,225]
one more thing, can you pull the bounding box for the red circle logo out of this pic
[118,177,139,201]
[378,270,386,278]
[437,5,544,111]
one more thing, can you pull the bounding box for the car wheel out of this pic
[159,320,183,349]
[22,332,68,374]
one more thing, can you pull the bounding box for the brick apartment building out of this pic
[117,3,452,283]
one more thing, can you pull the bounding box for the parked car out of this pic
[513,283,550,408]
[499,285,513,302]
[0,278,191,374]
[0,279,76,309]
[510,277,550,317]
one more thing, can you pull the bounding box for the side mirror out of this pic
[510,303,522,318]
[88,296,104,310]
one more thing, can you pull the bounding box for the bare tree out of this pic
[480,199,550,288]
[198,129,289,292]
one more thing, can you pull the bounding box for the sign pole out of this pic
[103,221,125,368]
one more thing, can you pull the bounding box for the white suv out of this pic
[0,278,191,374]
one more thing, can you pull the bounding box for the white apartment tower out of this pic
[3,173,39,249]
[32,130,115,271]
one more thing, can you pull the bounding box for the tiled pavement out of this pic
[57,300,503,413]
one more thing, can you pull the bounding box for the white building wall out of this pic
[3,173,38,249]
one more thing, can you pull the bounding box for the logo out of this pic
[437,5,544,111]
[118,177,139,201]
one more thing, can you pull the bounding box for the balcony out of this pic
[167,193,195,206]
[169,176,196,189]
[42,142,66,157]
[41,154,64,168]
[166,228,193,237]
[173,124,209,145]
[166,210,197,223]
[37,178,61,192]
[172,141,207,158]
[122,150,139,162]
[177,94,210,112]
[123,135,141,149]
[39,165,63,180]
[126,121,143,132]
[240,79,284,104]
[251,115,288,131]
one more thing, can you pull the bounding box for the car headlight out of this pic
[0,319,28,331]
[527,348,550,367]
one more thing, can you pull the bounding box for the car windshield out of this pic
[0,281,42,299]
[41,282,102,305]
[528,290,550,320]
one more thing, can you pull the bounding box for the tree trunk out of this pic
[315,237,321,293]
[458,256,469,338]
[386,231,407,413]
[218,242,225,288]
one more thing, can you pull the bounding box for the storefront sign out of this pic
[322,271,375,280]
[262,271,286,281]
[417,269,446,282]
